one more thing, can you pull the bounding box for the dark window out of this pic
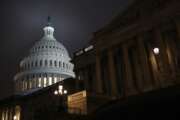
[59,61,61,67]
[35,61,38,67]
[40,60,43,66]
[31,61,34,67]
[54,61,57,67]
[50,60,53,66]
[45,60,48,66]
[63,62,65,68]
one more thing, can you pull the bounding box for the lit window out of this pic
[29,81,32,89]
[84,45,93,52]
[49,77,52,85]
[75,50,83,56]
[54,77,57,83]
[44,77,47,87]
[25,82,27,90]
[38,77,41,87]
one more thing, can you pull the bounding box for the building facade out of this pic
[1,0,180,119]
[14,19,75,94]
[74,0,180,98]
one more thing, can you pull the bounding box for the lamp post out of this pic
[54,85,68,112]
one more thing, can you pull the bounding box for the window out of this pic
[44,77,47,87]
[35,60,38,67]
[54,77,57,83]
[31,61,34,67]
[59,61,61,67]
[29,80,32,89]
[38,77,41,87]
[63,62,65,68]
[54,61,57,67]
[49,77,52,85]
[28,62,30,69]
[25,81,27,90]
[50,60,53,67]
[40,60,43,66]
[45,60,48,66]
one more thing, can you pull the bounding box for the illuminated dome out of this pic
[14,17,75,94]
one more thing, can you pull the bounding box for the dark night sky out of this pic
[0,0,133,99]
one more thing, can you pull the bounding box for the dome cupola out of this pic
[14,17,75,94]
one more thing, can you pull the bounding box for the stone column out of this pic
[137,36,156,91]
[107,48,118,96]
[175,19,180,39]
[154,29,171,86]
[9,108,12,120]
[122,45,137,96]
[84,69,89,91]
[95,50,103,94]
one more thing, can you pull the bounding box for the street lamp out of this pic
[54,85,67,95]
[54,84,68,112]
[153,47,160,55]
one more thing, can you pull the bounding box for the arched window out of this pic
[66,64,68,69]
[49,77,52,85]
[54,61,57,67]
[45,60,48,66]
[59,61,61,67]
[44,77,47,87]
[35,60,38,67]
[63,62,65,68]
[28,62,30,69]
[31,61,34,67]
[54,77,57,83]
[38,77,41,87]
[50,60,53,67]
[24,63,27,70]
[40,60,43,66]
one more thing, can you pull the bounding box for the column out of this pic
[84,69,89,91]
[75,71,80,91]
[9,108,13,120]
[95,50,103,94]
[107,48,118,96]
[154,29,171,86]
[137,35,158,90]
[175,19,180,39]
[122,45,137,96]
[174,18,180,82]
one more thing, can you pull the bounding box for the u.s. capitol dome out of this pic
[14,18,75,94]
